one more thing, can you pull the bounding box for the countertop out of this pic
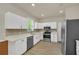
[0,31,44,42]
[0,40,8,42]
[6,33,32,41]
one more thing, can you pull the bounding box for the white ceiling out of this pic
[13,3,79,19]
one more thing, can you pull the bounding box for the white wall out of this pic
[65,5,79,19]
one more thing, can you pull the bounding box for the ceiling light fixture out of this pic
[41,14,44,16]
[32,3,35,7]
[59,10,63,13]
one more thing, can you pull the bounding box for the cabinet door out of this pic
[37,23,40,29]
[34,22,38,29]
[5,12,20,29]
[8,38,27,55]
[40,33,43,40]
[5,12,27,29]
[43,23,51,27]
[50,22,57,29]
[38,23,44,29]
[37,34,41,42]
[37,33,41,41]
[33,35,36,45]
[33,35,38,45]
[10,40,21,55]
[36,35,39,43]
[21,18,27,29]
[19,38,27,54]
[51,32,57,42]
[8,41,16,55]
[15,38,26,55]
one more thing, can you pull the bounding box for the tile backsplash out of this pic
[6,29,27,36]
[5,29,56,36]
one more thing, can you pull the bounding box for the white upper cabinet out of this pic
[50,22,57,29]
[5,12,57,30]
[20,17,27,29]
[34,22,38,29]
[38,23,44,29]
[37,22,57,29]
[5,12,27,29]
[44,22,57,29]
[5,12,20,29]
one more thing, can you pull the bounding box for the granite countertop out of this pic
[6,33,32,41]
[6,31,43,41]
[0,31,44,42]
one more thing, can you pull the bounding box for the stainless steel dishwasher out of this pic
[27,36,33,50]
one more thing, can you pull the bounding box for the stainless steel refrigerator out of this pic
[61,20,79,55]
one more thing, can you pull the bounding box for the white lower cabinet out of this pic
[40,33,43,40]
[33,34,41,45]
[8,41,16,55]
[51,32,57,42]
[8,38,27,55]
[33,35,38,45]
[33,35,37,45]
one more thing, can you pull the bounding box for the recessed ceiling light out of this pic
[32,3,35,7]
[59,10,63,13]
[41,14,44,16]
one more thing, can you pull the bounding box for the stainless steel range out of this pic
[43,27,51,42]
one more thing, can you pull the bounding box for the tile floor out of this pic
[24,41,62,55]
